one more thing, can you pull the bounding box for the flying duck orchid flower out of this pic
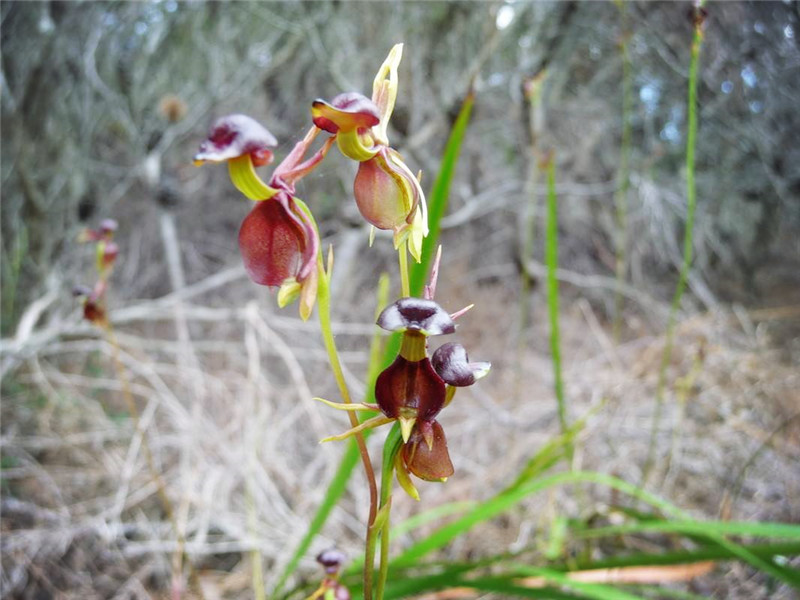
[317,294,489,496]
[311,44,428,261]
[74,219,120,326]
[195,115,335,320]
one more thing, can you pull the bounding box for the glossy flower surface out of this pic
[375,354,445,422]
[238,192,316,287]
[402,420,454,481]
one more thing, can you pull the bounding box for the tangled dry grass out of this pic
[2,235,798,598]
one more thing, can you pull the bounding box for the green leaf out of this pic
[409,91,475,296]
[391,471,681,567]
[574,520,800,541]
[507,565,645,600]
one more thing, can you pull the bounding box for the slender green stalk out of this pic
[613,1,633,341]
[398,241,410,298]
[376,424,403,600]
[545,157,568,436]
[643,1,705,487]
[316,257,379,599]
[275,274,390,596]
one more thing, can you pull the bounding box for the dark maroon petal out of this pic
[83,300,105,324]
[238,194,305,287]
[195,114,277,164]
[375,355,446,421]
[402,420,454,481]
[431,342,490,387]
[311,92,380,134]
[377,298,456,336]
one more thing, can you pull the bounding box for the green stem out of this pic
[545,158,568,437]
[316,256,378,599]
[643,1,704,487]
[613,3,633,342]
[376,423,403,600]
[398,241,410,297]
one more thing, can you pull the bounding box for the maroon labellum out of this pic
[238,193,315,287]
[375,354,446,422]
[402,420,454,481]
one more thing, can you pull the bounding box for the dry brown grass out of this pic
[2,250,799,598]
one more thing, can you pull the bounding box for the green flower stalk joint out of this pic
[194,115,336,320]
[311,44,428,262]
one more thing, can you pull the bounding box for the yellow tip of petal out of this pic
[399,416,416,443]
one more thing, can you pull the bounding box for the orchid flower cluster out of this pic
[73,219,119,326]
[192,44,488,597]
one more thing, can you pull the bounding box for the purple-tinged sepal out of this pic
[432,342,491,387]
[377,298,455,336]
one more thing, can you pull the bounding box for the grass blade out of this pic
[545,156,568,436]
[409,90,475,296]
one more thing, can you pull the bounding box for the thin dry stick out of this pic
[103,323,205,600]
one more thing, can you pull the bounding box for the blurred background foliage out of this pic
[2,0,799,334]
[2,1,800,598]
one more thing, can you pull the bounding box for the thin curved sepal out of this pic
[314,397,380,412]
[319,414,393,443]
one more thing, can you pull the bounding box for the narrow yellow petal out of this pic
[320,415,393,443]
[313,397,377,411]
[399,416,416,443]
